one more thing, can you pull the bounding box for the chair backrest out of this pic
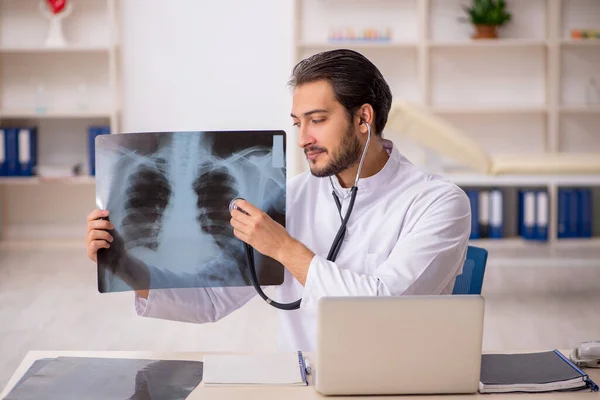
[452,246,488,295]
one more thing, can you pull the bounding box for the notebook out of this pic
[202,351,308,387]
[479,350,599,393]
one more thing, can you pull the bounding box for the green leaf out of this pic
[459,0,512,26]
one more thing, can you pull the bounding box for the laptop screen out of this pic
[94,130,287,293]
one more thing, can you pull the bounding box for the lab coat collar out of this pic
[329,138,400,198]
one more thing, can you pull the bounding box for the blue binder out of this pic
[557,189,569,239]
[466,190,480,240]
[4,128,19,176]
[534,190,548,241]
[0,128,6,176]
[579,188,592,238]
[88,125,110,176]
[16,127,38,176]
[568,189,580,238]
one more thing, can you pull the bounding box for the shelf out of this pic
[0,176,95,185]
[0,109,113,119]
[471,238,600,268]
[0,45,114,54]
[297,41,417,50]
[428,39,547,49]
[431,106,547,115]
[559,105,600,114]
[560,40,600,47]
[446,173,600,187]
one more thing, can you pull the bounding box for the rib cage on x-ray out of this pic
[95,131,286,293]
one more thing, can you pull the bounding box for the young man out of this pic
[85,49,471,352]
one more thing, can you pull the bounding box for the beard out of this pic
[306,121,363,178]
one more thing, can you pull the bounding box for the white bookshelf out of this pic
[0,0,120,240]
[293,0,600,267]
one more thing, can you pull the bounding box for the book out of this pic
[202,351,308,387]
[535,190,549,241]
[479,350,599,393]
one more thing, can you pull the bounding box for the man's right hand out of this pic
[85,209,149,299]
[86,209,114,263]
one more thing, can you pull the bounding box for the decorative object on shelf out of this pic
[328,27,392,42]
[586,78,600,105]
[571,29,600,40]
[39,0,73,48]
[34,83,49,114]
[459,0,512,40]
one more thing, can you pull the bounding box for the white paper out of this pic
[536,191,548,226]
[202,353,305,386]
[18,129,31,163]
[490,190,503,226]
[478,191,490,224]
[524,191,536,228]
[0,130,5,163]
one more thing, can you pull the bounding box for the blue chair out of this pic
[452,246,488,295]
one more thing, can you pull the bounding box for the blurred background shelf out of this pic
[0,176,95,185]
[293,0,599,264]
[0,0,120,241]
[0,109,115,119]
[0,45,114,53]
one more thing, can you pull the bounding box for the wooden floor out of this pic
[1,241,599,390]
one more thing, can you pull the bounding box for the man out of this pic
[85,49,472,352]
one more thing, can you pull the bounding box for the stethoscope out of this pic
[229,121,372,310]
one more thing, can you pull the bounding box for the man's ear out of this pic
[357,104,374,134]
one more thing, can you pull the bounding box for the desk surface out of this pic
[1,350,599,399]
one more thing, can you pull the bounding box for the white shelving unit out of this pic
[0,0,120,240]
[293,0,600,267]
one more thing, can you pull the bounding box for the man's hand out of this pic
[85,209,149,299]
[86,209,113,262]
[229,199,315,285]
[229,199,291,260]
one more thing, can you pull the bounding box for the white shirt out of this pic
[134,139,472,352]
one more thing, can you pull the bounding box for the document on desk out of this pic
[202,352,308,386]
[479,350,599,393]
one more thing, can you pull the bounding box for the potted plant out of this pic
[460,0,512,39]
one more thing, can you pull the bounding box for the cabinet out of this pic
[293,0,600,266]
[0,0,120,240]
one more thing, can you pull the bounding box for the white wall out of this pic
[119,0,300,175]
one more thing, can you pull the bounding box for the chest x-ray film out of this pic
[3,357,204,400]
[94,130,286,293]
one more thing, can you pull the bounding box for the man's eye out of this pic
[292,122,300,127]
[312,119,325,124]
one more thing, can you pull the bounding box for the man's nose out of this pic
[297,126,314,149]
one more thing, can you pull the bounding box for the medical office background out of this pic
[0,0,599,390]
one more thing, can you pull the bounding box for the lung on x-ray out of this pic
[94,130,287,293]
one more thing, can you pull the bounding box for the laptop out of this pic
[315,295,485,396]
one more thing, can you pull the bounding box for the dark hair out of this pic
[288,49,393,136]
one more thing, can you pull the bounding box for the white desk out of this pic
[1,350,599,399]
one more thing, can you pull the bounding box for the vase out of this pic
[472,24,498,39]
[39,0,74,48]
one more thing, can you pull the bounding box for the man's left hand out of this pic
[229,199,290,261]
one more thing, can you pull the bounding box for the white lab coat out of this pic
[134,139,472,352]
